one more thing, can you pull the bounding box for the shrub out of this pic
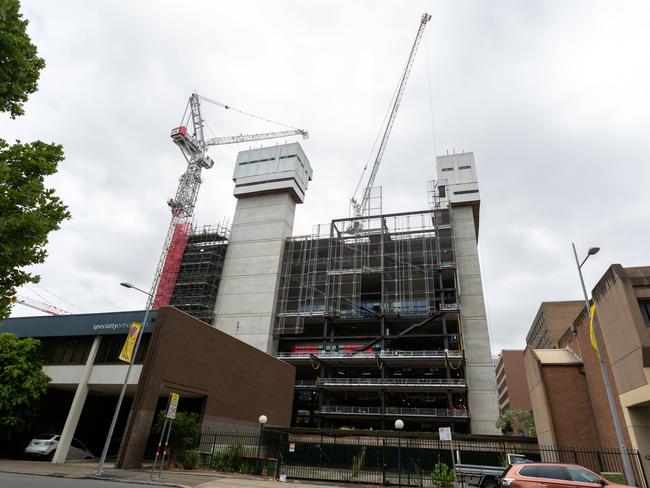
[432,462,455,487]
[214,442,246,472]
[180,449,200,470]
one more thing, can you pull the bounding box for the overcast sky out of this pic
[4,1,649,353]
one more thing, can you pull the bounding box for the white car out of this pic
[25,434,95,460]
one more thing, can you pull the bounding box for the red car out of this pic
[501,463,635,488]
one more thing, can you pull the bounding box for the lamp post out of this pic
[395,419,404,487]
[255,415,268,475]
[95,282,154,476]
[572,243,635,485]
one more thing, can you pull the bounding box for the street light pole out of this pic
[95,282,154,476]
[571,243,635,485]
[256,415,268,475]
[395,419,404,488]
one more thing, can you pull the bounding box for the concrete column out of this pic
[213,192,296,352]
[52,335,101,464]
[451,206,500,434]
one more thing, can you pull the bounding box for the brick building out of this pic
[496,350,532,413]
[525,301,583,348]
[523,265,650,484]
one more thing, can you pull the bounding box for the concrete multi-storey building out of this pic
[170,145,499,434]
[496,350,532,414]
[197,146,498,433]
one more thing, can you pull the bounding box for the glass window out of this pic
[519,466,539,477]
[639,300,650,327]
[537,466,569,481]
[566,467,601,484]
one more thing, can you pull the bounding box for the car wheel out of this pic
[482,477,498,488]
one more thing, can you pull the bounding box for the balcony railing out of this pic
[317,405,468,418]
[276,350,463,361]
[316,377,466,388]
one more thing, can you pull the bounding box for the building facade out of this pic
[159,147,499,434]
[0,308,295,465]
[268,151,499,434]
[496,350,532,413]
[523,265,650,484]
[526,301,583,349]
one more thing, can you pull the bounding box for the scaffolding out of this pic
[169,224,229,324]
[275,207,457,335]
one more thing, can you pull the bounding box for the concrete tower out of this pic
[436,152,500,434]
[213,142,313,352]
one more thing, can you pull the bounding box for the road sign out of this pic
[439,427,452,441]
[166,392,180,419]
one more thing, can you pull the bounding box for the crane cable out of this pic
[351,64,405,203]
[198,95,301,131]
[424,28,439,165]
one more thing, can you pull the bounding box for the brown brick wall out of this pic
[562,312,633,448]
[541,365,600,447]
[116,307,295,468]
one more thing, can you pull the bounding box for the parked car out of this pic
[25,434,95,460]
[501,463,634,488]
[457,454,535,488]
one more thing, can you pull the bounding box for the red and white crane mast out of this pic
[150,93,308,309]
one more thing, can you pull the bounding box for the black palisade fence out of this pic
[196,429,647,488]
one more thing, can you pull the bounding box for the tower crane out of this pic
[12,295,71,316]
[151,93,308,308]
[350,13,431,223]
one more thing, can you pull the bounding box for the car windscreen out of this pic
[34,434,56,440]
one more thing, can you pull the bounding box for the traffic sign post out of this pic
[150,392,179,479]
[439,427,456,474]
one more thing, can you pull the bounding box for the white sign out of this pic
[439,427,452,441]
[166,392,180,419]
[289,442,296,452]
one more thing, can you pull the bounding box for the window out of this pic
[453,189,479,195]
[639,300,650,327]
[519,466,539,478]
[537,466,569,481]
[441,167,454,172]
[566,467,601,484]
[458,165,471,169]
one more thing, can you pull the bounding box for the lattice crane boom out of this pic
[12,295,71,316]
[351,13,431,218]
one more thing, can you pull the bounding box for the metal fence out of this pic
[196,429,647,488]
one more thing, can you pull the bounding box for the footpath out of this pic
[0,459,335,488]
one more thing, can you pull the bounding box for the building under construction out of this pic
[167,145,499,434]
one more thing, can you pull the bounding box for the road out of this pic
[0,472,158,487]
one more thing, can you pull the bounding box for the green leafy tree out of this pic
[0,0,70,319]
[153,410,200,463]
[0,333,50,439]
[496,408,536,437]
[0,0,45,118]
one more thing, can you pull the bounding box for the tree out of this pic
[0,333,50,440]
[0,0,70,318]
[153,410,200,462]
[0,0,45,118]
[496,408,536,437]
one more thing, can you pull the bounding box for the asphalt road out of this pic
[0,472,158,487]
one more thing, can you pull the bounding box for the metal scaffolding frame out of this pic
[169,224,230,324]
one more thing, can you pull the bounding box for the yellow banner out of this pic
[119,322,142,363]
[588,303,600,359]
